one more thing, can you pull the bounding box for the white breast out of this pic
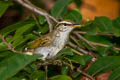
[34,46,60,59]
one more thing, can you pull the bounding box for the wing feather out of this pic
[29,34,53,49]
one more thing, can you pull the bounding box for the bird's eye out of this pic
[63,23,67,26]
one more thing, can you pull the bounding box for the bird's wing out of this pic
[29,34,53,49]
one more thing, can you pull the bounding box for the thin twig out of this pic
[73,32,96,49]
[70,35,81,47]
[45,16,53,32]
[68,41,97,58]
[71,48,83,56]
[24,0,53,32]
[73,31,120,51]
[0,34,16,53]
[37,60,95,80]
[77,68,96,80]
[74,31,114,36]
[90,42,120,51]
[15,0,58,32]
[68,41,88,54]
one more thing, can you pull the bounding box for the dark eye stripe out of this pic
[61,23,72,26]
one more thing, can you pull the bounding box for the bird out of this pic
[25,20,81,60]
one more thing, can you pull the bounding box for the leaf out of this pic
[108,67,120,80]
[0,53,40,80]
[64,9,82,24]
[82,22,97,35]
[0,42,8,51]
[0,1,12,17]
[12,22,35,47]
[96,46,110,56]
[39,24,49,34]
[12,34,37,48]
[112,17,120,37]
[9,77,22,80]
[94,16,113,33]
[84,35,113,46]
[0,37,12,51]
[61,65,68,75]
[82,54,92,65]
[50,75,72,80]
[73,0,82,7]
[59,47,73,56]
[38,16,46,24]
[30,70,46,80]
[51,0,71,19]
[87,56,120,76]
[56,47,73,59]
[113,17,120,29]
[68,54,85,65]
[0,19,35,36]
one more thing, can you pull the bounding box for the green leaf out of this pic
[0,1,12,17]
[61,65,68,75]
[51,0,71,19]
[0,19,35,36]
[30,70,46,80]
[9,77,22,80]
[13,23,35,38]
[12,34,37,48]
[82,22,97,35]
[50,75,72,80]
[0,42,7,51]
[60,47,73,56]
[84,35,113,46]
[112,17,120,37]
[38,16,46,24]
[0,51,14,60]
[0,53,40,80]
[56,47,73,59]
[94,16,113,33]
[113,17,120,29]
[64,9,82,24]
[82,54,92,65]
[68,54,85,65]
[12,22,35,47]
[96,46,110,56]
[73,0,82,7]
[39,24,49,34]
[87,56,120,76]
[0,37,12,51]
[108,67,120,80]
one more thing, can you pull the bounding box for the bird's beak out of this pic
[72,24,81,28]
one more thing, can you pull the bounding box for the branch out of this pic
[90,41,120,51]
[37,60,95,80]
[68,41,88,54]
[77,68,96,80]
[68,41,97,58]
[74,31,114,36]
[70,35,81,47]
[15,0,58,32]
[71,48,83,56]
[0,34,16,53]
[73,32,96,49]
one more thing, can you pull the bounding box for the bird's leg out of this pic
[45,64,48,80]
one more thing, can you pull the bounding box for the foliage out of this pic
[0,0,120,80]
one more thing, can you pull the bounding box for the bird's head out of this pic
[55,20,81,32]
